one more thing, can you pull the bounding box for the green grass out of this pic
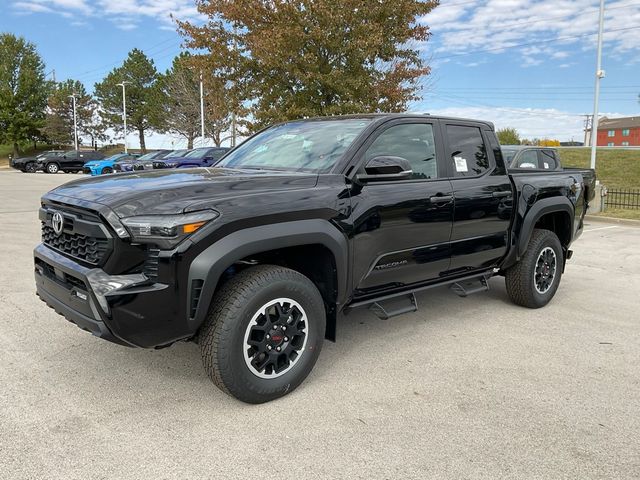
[558,147,640,189]
[592,208,640,221]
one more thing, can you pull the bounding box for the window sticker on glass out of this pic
[454,156,468,172]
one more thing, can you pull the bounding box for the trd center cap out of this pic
[270,330,285,345]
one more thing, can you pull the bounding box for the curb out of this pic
[585,215,640,227]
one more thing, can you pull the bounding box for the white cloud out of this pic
[421,0,640,65]
[413,105,626,142]
[11,0,203,29]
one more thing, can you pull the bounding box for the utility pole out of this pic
[590,0,606,170]
[200,70,206,147]
[69,94,78,150]
[116,81,129,153]
[583,114,593,145]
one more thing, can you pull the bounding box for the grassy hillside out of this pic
[558,148,640,189]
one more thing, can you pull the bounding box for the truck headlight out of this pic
[121,210,219,248]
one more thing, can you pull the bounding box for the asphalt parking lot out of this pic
[1,170,639,479]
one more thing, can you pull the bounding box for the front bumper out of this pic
[34,243,176,348]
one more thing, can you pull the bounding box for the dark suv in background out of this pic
[37,150,106,174]
[10,150,65,173]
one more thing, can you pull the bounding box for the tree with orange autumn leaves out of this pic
[176,0,437,133]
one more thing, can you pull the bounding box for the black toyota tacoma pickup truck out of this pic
[34,114,595,403]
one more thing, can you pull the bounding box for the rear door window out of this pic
[445,125,490,177]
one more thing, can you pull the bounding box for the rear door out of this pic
[443,122,513,273]
[350,118,454,294]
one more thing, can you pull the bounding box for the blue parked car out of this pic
[115,150,171,172]
[83,153,139,176]
[153,147,229,169]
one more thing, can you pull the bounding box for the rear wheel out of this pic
[199,265,326,403]
[46,162,59,174]
[101,167,113,174]
[505,229,563,308]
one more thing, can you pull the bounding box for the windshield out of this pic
[184,148,210,159]
[163,150,188,158]
[217,119,372,173]
[137,152,160,161]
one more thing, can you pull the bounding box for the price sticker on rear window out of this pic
[454,156,468,172]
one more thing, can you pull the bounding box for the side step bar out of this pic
[450,275,490,297]
[348,270,496,316]
[370,293,417,320]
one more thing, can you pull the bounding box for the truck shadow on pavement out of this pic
[62,276,516,403]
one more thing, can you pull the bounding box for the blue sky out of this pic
[1,0,639,147]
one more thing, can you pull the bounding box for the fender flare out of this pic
[187,219,349,328]
[517,196,574,257]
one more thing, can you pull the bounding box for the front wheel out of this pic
[505,229,563,308]
[46,163,59,174]
[101,167,113,175]
[199,265,326,403]
[24,162,37,173]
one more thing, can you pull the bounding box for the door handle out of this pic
[492,191,511,198]
[429,195,453,204]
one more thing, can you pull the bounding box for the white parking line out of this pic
[583,225,619,232]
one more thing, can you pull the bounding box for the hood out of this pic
[44,167,319,217]
[84,160,105,167]
[15,155,38,163]
[158,156,185,164]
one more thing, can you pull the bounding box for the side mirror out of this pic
[357,156,413,182]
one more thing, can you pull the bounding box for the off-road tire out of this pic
[199,265,326,403]
[505,228,563,308]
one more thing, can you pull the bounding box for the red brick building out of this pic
[596,116,640,147]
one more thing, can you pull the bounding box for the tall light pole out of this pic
[590,0,606,170]
[69,94,78,150]
[200,71,205,147]
[116,81,129,153]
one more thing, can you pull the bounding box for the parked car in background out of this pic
[153,147,229,169]
[83,153,139,176]
[148,149,190,170]
[37,150,105,174]
[10,150,65,173]
[502,146,561,170]
[115,150,170,172]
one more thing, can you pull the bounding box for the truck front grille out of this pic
[42,225,109,265]
[40,205,113,266]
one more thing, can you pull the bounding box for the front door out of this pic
[350,119,454,295]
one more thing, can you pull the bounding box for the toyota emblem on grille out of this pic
[51,212,64,236]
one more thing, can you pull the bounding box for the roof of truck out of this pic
[292,113,496,130]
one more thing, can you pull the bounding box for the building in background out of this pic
[594,116,640,147]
